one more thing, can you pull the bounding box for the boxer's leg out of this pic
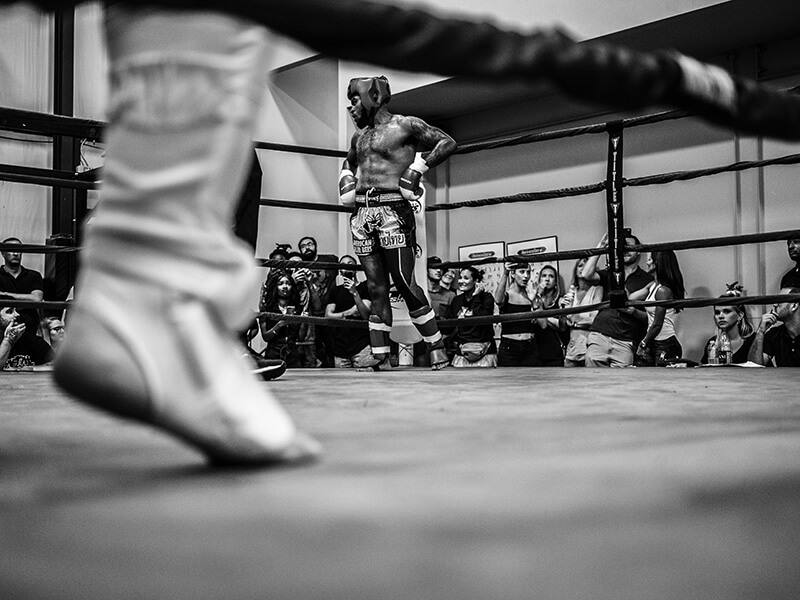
[385,247,448,370]
[54,6,319,465]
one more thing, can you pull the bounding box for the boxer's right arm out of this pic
[339,139,358,207]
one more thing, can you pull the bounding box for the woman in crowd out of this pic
[259,270,305,368]
[560,257,603,367]
[493,262,539,366]
[533,264,565,366]
[631,250,686,366]
[40,316,66,354]
[447,266,497,368]
[700,285,755,364]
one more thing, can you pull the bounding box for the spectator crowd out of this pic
[3,233,799,371]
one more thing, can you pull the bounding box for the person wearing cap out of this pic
[426,256,456,319]
[410,256,457,366]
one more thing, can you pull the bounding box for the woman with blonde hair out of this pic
[40,316,66,354]
[560,257,603,367]
[700,283,755,364]
[533,264,565,367]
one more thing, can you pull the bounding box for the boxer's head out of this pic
[347,76,391,128]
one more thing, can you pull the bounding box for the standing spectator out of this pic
[582,232,653,367]
[0,237,45,346]
[259,271,305,368]
[781,238,800,289]
[426,257,456,318]
[412,256,457,366]
[299,236,338,367]
[298,236,338,300]
[446,267,497,368]
[263,243,292,288]
[748,287,800,367]
[561,258,603,367]
[533,264,565,367]
[493,262,539,367]
[1,307,53,369]
[325,255,376,369]
[629,250,686,366]
[700,286,755,365]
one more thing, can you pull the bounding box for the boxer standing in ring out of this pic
[338,76,456,370]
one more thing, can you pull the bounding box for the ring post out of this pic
[605,122,626,309]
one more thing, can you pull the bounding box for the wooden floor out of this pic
[1,367,800,600]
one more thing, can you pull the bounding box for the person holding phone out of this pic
[259,271,305,368]
[581,231,653,367]
[325,255,376,368]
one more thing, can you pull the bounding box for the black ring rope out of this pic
[258,198,351,213]
[454,110,690,155]
[6,227,800,267]
[249,290,800,330]
[0,163,97,190]
[0,107,103,141]
[254,148,800,215]
[624,152,800,189]
[0,243,77,254]
[4,293,799,334]
[253,140,345,159]
[427,228,800,273]
[427,182,607,212]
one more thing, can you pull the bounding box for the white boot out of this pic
[54,6,319,465]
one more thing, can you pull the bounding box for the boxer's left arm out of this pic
[399,117,456,200]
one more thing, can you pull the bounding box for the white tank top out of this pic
[645,284,676,341]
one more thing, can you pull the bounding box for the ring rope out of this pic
[253,140,345,159]
[252,290,800,330]
[454,110,689,156]
[0,163,97,190]
[6,227,800,266]
[426,182,606,212]
[258,198,351,213]
[0,243,78,254]
[254,148,800,215]
[4,292,798,332]
[625,153,800,189]
[0,106,103,141]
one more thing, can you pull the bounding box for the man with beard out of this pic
[581,231,653,367]
[780,238,800,289]
[0,306,54,369]
[749,287,800,367]
[0,238,47,349]
[339,76,456,370]
[297,236,338,367]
